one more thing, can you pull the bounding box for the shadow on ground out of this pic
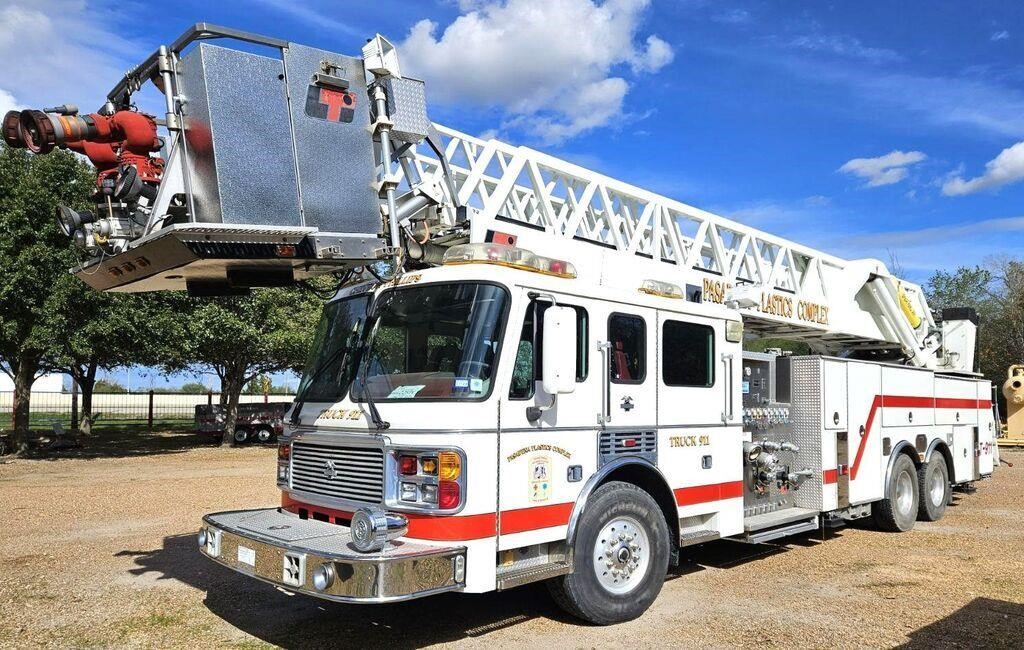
[900,598,1024,648]
[119,531,833,648]
[4,427,267,461]
[119,534,574,649]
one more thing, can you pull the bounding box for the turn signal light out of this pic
[277,444,290,460]
[439,451,461,481]
[420,457,438,475]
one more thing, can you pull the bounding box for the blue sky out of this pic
[3,0,1024,388]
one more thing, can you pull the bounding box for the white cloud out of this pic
[991,30,1010,42]
[0,1,141,114]
[786,34,900,64]
[711,9,750,24]
[0,88,19,116]
[399,0,674,144]
[838,150,927,187]
[942,141,1024,196]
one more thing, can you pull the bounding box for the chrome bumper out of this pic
[199,508,466,603]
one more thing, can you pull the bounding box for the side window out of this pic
[662,320,715,387]
[509,302,589,399]
[608,313,646,384]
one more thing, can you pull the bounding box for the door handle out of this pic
[721,353,734,423]
[598,341,611,425]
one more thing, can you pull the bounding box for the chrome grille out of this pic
[290,442,385,504]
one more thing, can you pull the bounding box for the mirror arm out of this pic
[527,291,558,306]
[526,393,557,423]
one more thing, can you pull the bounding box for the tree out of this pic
[39,280,175,433]
[180,381,209,394]
[0,145,94,452]
[167,288,323,446]
[925,260,1024,393]
[94,379,128,394]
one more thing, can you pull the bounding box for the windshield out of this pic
[354,283,509,401]
[295,293,370,403]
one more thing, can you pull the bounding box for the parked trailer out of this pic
[13,24,996,625]
[195,402,291,444]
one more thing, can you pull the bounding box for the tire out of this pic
[873,453,919,532]
[253,425,275,444]
[0,438,7,456]
[917,454,950,521]
[232,428,250,444]
[547,481,670,625]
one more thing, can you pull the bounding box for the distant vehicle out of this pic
[195,402,291,444]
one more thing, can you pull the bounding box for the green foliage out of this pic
[925,260,1024,390]
[0,145,94,374]
[94,378,128,393]
[179,381,209,394]
[743,337,812,355]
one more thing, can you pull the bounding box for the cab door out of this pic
[602,308,658,429]
[496,289,600,553]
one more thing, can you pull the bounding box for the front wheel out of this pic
[547,481,670,625]
[232,427,250,444]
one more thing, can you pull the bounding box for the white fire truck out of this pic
[11,25,997,625]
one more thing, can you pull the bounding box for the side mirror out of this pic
[542,306,577,395]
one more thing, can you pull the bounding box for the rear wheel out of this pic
[253,425,275,444]
[547,481,670,625]
[917,454,950,521]
[873,453,918,532]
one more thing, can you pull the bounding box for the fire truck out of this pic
[5,25,997,625]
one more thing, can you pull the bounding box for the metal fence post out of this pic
[148,390,154,430]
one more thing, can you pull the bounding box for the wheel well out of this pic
[884,443,921,498]
[597,463,679,559]
[928,441,956,482]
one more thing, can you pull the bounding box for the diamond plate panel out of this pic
[385,77,431,143]
[790,356,824,510]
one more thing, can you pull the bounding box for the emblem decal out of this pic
[322,459,338,479]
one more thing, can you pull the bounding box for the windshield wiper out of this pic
[355,315,389,430]
[289,341,357,426]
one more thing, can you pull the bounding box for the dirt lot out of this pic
[1,431,1022,649]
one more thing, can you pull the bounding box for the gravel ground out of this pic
[1,430,1022,649]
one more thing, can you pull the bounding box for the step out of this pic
[496,561,571,590]
[679,529,721,548]
[743,507,819,533]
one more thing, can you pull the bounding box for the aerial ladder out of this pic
[2,23,976,373]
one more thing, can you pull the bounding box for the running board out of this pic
[737,507,820,544]
[679,530,721,548]
[496,561,570,590]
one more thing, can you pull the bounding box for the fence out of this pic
[0,391,296,431]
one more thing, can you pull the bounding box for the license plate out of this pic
[237,545,256,566]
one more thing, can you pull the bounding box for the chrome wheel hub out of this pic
[929,468,945,506]
[592,516,649,594]
[896,471,914,515]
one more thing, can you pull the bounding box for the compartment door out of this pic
[848,362,882,505]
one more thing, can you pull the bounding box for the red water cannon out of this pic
[2,105,164,188]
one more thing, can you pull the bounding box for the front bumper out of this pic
[200,508,466,603]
